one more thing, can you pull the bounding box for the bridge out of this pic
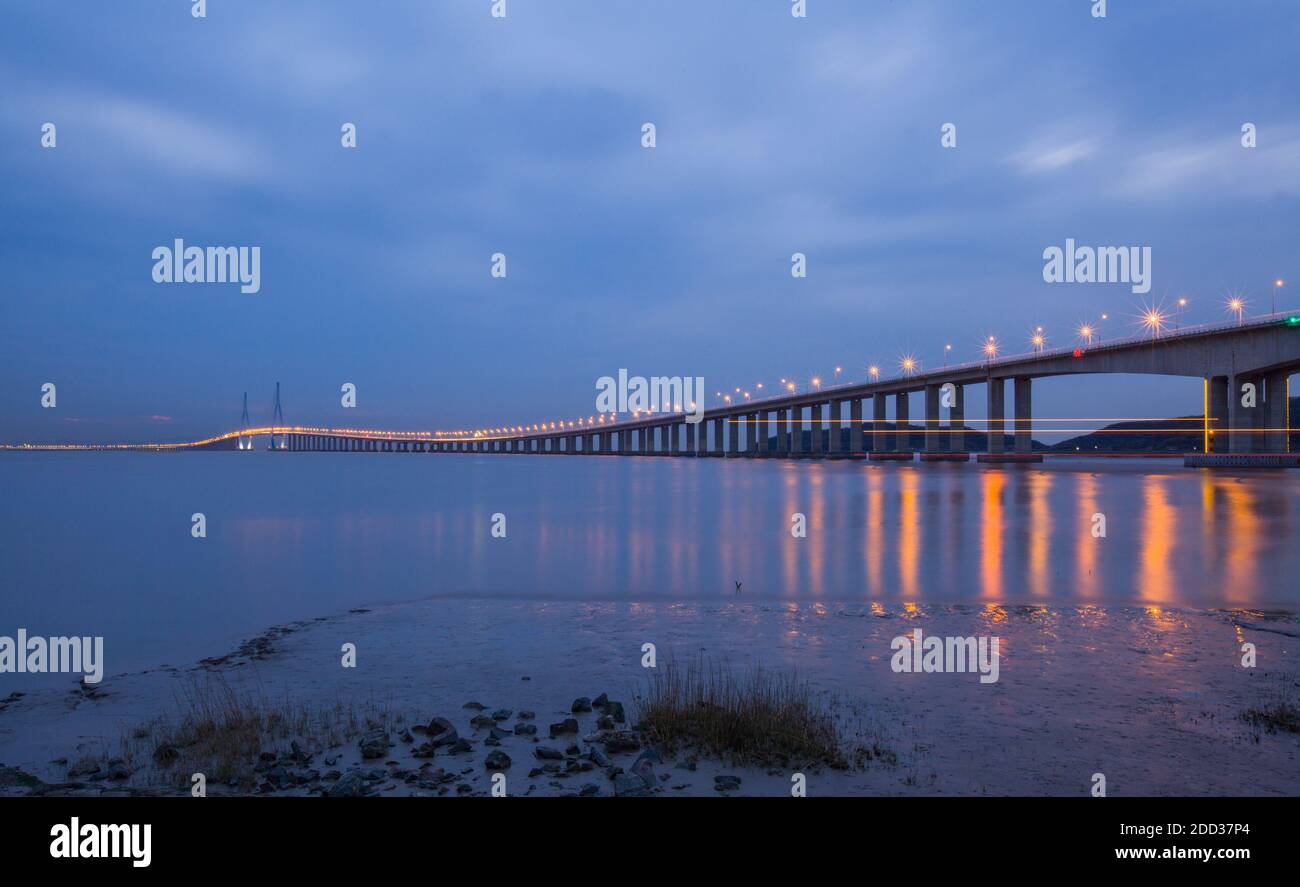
[7,311,1300,467]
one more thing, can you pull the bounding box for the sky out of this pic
[2,0,1298,443]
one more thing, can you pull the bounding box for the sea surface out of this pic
[2,452,1297,679]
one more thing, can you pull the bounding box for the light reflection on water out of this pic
[1,452,1297,673]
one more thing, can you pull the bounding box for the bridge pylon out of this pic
[239,392,252,450]
[269,382,285,451]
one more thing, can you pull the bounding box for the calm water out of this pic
[2,453,1297,676]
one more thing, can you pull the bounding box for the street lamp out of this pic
[1275,279,1285,317]
[944,343,952,367]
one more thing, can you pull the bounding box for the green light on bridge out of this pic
[1286,316,1300,326]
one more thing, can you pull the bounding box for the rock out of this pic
[446,738,473,755]
[470,714,496,730]
[153,743,180,766]
[513,723,537,736]
[571,697,592,713]
[579,782,601,797]
[602,732,641,754]
[325,770,368,798]
[489,727,512,741]
[630,751,656,787]
[592,693,609,709]
[399,729,414,744]
[613,773,651,797]
[596,715,615,731]
[517,710,535,720]
[565,744,581,756]
[426,717,459,747]
[463,701,486,710]
[605,701,626,723]
[534,746,564,761]
[714,775,742,792]
[490,709,512,721]
[359,731,390,760]
[549,719,579,738]
[485,750,512,770]
[587,747,612,768]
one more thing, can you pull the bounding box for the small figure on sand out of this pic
[734,580,743,595]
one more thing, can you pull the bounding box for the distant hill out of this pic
[1050,396,1300,454]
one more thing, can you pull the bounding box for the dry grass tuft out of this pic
[634,658,854,769]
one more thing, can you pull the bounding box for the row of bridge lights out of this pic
[714,288,1286,403]
[444,286,1284,436]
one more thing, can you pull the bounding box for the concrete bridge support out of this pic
[756,412,768,455]
[987,379,1005,453]
[712,418,725,456]
[1229,374,1258,454]
[950,383,965,452]
[894,392,909,453]
[728,416,740,456]
[1014,378,1033,454]
[828,401,842,456]
[790,406,803,456]
[849,398,863,454]
[686,421,696,454]
[776,409,788,456]
[1265,371,1290,453]
[872,395,886,453]
[811,403,824,457]
[925,385,942,453]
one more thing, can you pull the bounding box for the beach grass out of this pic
[634,657,853,769]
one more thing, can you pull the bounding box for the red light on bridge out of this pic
[1072,348,1083,358]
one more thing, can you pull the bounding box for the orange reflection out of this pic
[980,470,1005,599]
[1076,473,1099,600]
[1137,476,1176,602]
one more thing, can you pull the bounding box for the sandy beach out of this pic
[2,599,1296,797]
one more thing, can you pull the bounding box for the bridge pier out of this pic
[828,400,842,457]
[950,383,965,453]
[871,395,886,454]
[1265,371,1290,453]
[987,379,1005,453]
[775,409,788,456]
[1014,378,1034,454]
[728,415,740,456]
[1229,373,1259,454]
[894,392,909,453]
[811,403,824,457]
[925,384,942,454]
[849,397,863,455]
[790,405,804,456]
[712,418,725,456]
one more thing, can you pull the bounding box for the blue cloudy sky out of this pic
[2,1,1298,443]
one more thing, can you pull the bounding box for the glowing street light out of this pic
[983,336,998,365]
[1226,295,1246,325]
[1030,330,1046,352]
[899,355,917,376]
[1275,278,1285,317]
[943,343,952,367]
[1077,323,1094,346]
[868,365,880,381]
[1141,307,1166,338]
